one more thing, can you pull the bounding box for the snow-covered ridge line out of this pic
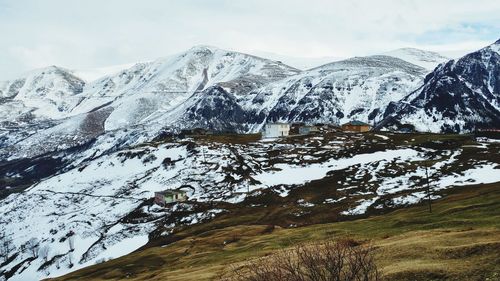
[0,43,464,162]
[4,40,499,164]
[382,48,450,70]
[381,39,500,133]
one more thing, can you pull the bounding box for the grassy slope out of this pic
[50,182,500,281]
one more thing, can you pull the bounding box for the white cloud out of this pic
[0,0,499,79]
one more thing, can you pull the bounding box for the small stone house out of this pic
[341,120,371,132]
[262,123,290,138]
[154,190,188,206]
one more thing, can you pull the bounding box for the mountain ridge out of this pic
[380,39,500,132]
[382,47,450,70]
[0,41,499,281]
[1,41,499,160]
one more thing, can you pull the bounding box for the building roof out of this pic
[155,190,187,196]
[342,120,371,126]
[267,122,290,125]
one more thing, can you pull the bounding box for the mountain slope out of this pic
[63,45,299,134]
[244,55,426,129]
[0,46,300,159]
[172,85,258,132]
[381,39,500,133]
[383,48,450,70]
[0,52,430,160]
[1,133,498,281]
[0,66,85,122]
[2,42,499,161]
[70,45,299,123]
[51,183,500,281]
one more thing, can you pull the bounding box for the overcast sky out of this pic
[1,0,499,79]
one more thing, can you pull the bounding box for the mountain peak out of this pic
[31,65,60,72]
[188,44,220,53]
[490,39,500,54]
[382,48,449,70]
[388,47,442,54]
[390,47,426,53]
[475,39,500,56]
[315,55,425,75]
[16,65,79,80]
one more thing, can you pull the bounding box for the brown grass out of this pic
[48,182,500,281]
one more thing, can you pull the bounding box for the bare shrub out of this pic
[224,239,379,281]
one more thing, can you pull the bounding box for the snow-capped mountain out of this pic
[0,66,85,122]
[245,55,426,129]
[0,45,299,127]
[1,41,500,281]
[381,39,500,133]
[70,45,299,119]
[139,53,428,133]
[1,41,499,160]
[0,46,431,161]
[382,48,450,71]
[0,46,300,159]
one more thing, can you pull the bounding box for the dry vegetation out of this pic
[49,182,500,281]
[222,239,379,281]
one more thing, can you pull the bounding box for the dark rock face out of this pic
[5,79,26,98]
[265,78,343,124]
[79,106,114,136]
[381,40,500,133]
[180,86,264,132]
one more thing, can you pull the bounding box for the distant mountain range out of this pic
[1,40,499,159]
[1,39,499,281]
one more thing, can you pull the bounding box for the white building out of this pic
[262,123,290,138]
